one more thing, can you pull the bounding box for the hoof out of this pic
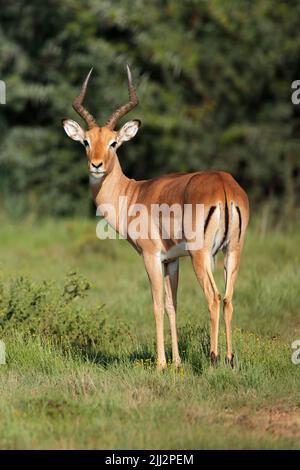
[172,359,182,369]
[210,351,220,366]
[156,361,167,371]
[225,353,235,368]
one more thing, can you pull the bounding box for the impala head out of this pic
[62,65,140,181]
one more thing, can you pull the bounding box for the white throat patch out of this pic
[89,173,105,185]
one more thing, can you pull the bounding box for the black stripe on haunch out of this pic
[204,206,216,234]
[236,205,242,241]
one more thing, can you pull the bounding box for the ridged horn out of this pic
[105,65,139,130]
[72,68,97,129]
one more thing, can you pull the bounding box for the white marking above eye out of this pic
[82,137,91,148]
[108,139,118,150]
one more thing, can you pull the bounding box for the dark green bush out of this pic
[0,272,130,356]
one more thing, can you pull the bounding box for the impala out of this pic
[62,66,249,370]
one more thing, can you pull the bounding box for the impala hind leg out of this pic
[223,248,241,366]
[164,259,181,367]
[190,251,221,364]
[143,253,166,370]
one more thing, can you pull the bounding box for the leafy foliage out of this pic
[0,0,300,216]
[0,272,130,355]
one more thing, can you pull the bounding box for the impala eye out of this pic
[110,141,117,149]
[83,139,89,147]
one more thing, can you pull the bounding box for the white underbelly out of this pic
[160,242,189,262]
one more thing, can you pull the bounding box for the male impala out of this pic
[62,66,249,370]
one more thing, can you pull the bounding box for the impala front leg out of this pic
[143,253,166,370]
[164,259,181,367]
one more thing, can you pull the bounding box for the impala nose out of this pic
[91,162,103,169]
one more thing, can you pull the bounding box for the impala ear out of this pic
[62,119,85,142]
[117,120,141,145]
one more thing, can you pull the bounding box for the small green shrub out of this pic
[0,272,130,357]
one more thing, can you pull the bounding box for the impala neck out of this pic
[90,154,137,235]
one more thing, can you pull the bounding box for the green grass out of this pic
[0,216,300,449]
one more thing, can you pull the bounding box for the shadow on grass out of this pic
[78,344,157,369]
[178,324,211,375]
[73,324,211,375]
